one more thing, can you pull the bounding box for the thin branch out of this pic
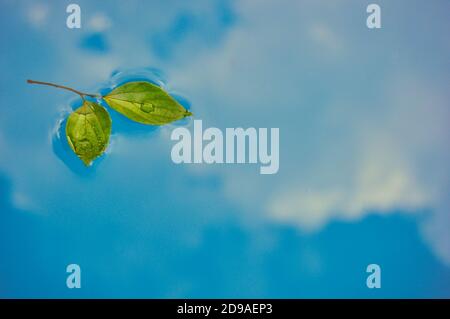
[27,79,100,99]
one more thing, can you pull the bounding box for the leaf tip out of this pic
[81,158,93,166]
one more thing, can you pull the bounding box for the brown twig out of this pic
[27,79,99,99]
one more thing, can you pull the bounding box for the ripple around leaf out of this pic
[98,67,168,97]
[51,67,193,171]
[98,67,192,133]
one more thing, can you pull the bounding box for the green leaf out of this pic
[103,81,192,125]
[65,101,112,166]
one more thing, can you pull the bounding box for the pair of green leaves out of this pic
[66,81,192,165]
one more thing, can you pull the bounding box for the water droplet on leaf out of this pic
[140,102,154,113]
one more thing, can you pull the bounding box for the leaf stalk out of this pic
[27,79,99,100]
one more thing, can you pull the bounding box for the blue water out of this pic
[0,0,450,298]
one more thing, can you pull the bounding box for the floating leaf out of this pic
[28,77,195,168]
[65,101,112,166]
[103,81,192,125]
